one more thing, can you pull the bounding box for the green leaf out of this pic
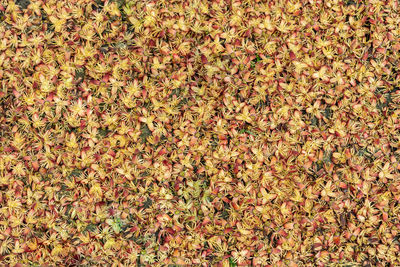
[229,257,237,267]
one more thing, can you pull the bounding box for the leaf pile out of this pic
[1,0,400,266]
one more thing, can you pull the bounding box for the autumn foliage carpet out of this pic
[1,0,400,266]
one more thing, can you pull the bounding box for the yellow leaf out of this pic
[291,189,303,202]
[104,238,115,250]
[51,244,63,256]
[12,241,24,254]
[27,239,38,251]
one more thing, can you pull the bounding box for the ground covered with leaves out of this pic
[1,0,400,266]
